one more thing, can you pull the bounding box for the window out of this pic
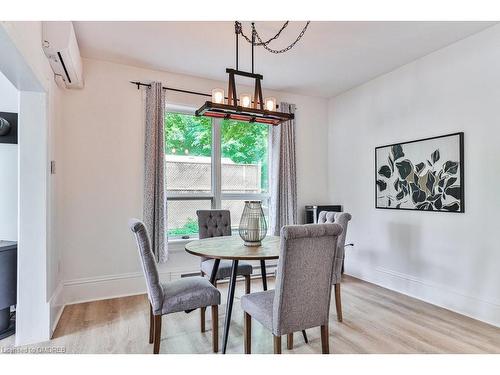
[165,111,270,239]
[221,119,269,194]
[166,199,212,237]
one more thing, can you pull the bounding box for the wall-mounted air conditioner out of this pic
[42,21,84,89]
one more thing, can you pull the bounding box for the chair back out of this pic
[273,223,343,335]
[318,211,352,284]
[197,210,232,262]
[129,219,163,314]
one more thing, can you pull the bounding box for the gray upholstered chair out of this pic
[196,210,253,331]
[129,219,221,354]
[317,211,352,322]
[241,223,343,354]
[292,211,353,348]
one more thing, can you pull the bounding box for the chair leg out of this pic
[244,312,251,354]
[245,275,251,294]
[149,303,154,344]
[273,335,282,354]
[301,330,309,343]
[153,315,162,354]
[287,333,293,350]
[260,260,268,291]
[334,283,343,322]
[211,305,219,353]
[320,324,329,354]
[200,307,206,332]
[201,268,213,334]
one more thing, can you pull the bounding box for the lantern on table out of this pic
[239,201,267,246]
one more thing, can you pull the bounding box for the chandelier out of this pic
[195,21,310,126]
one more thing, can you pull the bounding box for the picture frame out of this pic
[375,132,464,212]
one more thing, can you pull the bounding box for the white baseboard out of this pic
[62,263,277,306]
[62,262,499,330]
[348,266,500,328]
[62,269,187,306]
[49,282,64,337]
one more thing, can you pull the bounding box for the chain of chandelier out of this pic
[235,21,310,54]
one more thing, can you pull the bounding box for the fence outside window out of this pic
[165,110,270,239]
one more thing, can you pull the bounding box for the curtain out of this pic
[144,82,168,263]
[270,102,297,236]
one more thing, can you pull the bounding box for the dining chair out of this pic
[293,211,353,348]
[196,210,253,332]
[241,223,343,354]
[317,211,352,322]
[129,218,221,354]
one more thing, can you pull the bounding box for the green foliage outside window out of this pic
[220,119,269,192]
[165,113,212,157]
[167,218,199,237]
[164,113,269,182]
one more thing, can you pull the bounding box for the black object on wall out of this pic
[0,241,17,339]
[0,112,18,144]
[304,205,342,224]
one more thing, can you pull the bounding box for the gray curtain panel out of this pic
[144,82,168,263]
[270,102,297,236]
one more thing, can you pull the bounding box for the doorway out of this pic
[0,23,54,347]
[0,71,19,342]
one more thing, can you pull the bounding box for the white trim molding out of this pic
[62,268,197,306]
[61,261,277,307]
[348,266,500,328]
[49,282,64,336]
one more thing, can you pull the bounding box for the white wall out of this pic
[0,71,18,111]
[328,24,500,327]
[0,71,19,240]
[59,57,329,304]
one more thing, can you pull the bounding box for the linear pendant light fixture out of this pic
[195,68,290,125]
[131,22,309,125]
[196,21,309,126]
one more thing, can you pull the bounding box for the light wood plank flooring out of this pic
[1,275,499,354]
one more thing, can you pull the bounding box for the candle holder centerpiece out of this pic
[239,201,267,247]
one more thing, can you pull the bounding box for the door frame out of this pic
[0,23,52,346]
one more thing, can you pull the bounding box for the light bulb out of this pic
[211,88,225,104]
[265,97,276,111]
[240,93,252,108]
[184,149,189,155]
[171,148,176,154]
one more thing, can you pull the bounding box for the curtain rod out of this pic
[129,80,292,110]
[130,81,212,98]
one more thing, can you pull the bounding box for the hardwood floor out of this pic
[1,275,499,354]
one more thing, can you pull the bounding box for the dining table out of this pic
[185,235,280,354]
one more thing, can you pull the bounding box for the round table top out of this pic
[185,235,280,261]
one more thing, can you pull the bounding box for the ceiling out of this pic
[73,21,496,98]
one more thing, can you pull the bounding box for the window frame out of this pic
[165,105,271,240]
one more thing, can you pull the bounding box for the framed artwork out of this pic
[375,132,464,212]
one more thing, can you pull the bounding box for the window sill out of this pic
[167,237,198,253]
[168,237,198,244]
